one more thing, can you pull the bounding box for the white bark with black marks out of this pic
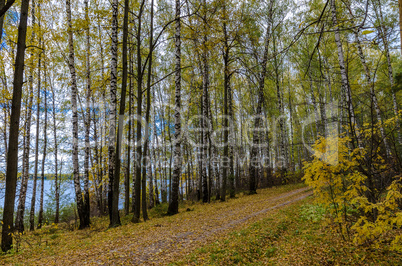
[66,0,87,229]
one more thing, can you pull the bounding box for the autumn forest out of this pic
[0,0,402,263]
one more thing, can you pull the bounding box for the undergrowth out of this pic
[174,196,402,265]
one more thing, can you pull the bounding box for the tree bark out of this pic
[330,0,357,147]
[373,0,402,146]
[66,0,87,229]
[51,71,59,224]
[108,0,120,227]
[37,57,48,229]
[15,0,35,233]
[83,0,91,228]
[0,0,4,42]
[249,0,273,194]
[1,0,30,252]
[168,0,182,214]
[201,0,209,203]
[221,3,229,201]
[29,32,41,231]
[141,0,154,221]
[125,49,132,216]
[132,0,146,223]
[352,27,391,157]
[399,0,402,55]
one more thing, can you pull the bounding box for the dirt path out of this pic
[95,187,312,265]
[20,186,312,265]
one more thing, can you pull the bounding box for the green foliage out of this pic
[148,202,169,218]
[299,203,326,223]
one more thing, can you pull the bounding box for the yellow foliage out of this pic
[303,135,402,250]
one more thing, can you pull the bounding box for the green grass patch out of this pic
[173,196,402,265]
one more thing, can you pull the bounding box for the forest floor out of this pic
[1,183,401,265]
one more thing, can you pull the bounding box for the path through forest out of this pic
[72,186,311,265]
[6,185,312,265]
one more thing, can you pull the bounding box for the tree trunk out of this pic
[38,59,48,228]
[15,0,35,233]
[132,0,146,223]
[0,0,4,42]
[66,0,87,229]
[83,0,91,228]
[353,28,391,157]
[1,0,30,252]
[221,10,229,201]
[29,32,41,231]
[373,0,402,146]
[398,0,402,56]
[51,72,59,224]
[108,0,120,227]
[108,0,124,228]
[330,0,357,146]
[201,20,209,203]
[153,106,160,206]
[141,0,154,221]
[98,14,107,215]
[148,155,154,209]
[249,0,273,194]
[125,51,132,216]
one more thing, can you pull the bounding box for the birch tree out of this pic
[168,0,182,215]
[66,0,88,229]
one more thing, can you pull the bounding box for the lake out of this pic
[0,179,125,212]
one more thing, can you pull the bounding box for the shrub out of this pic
[303,134,402,250]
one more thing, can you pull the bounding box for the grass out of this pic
[5,182,400,265]
[173,196,402,265]
[0,183,306,265]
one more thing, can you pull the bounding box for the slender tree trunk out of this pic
[198,98,203,202]
[273,36,287,172]
[0,0,4,42]
[108,0,120,227]
[132,0,146,223]
[67,0,87,229]
[153,105,160,205]
[131,56,137,213]
[51,73,59,224]
[148,155,154,209]
[287,85,294,173]
[125,54,132,216]
[83,0,91,227]
[353,28,391,157]
[1,0,30,252]
[221,18,229,201]
[15,0,35,233]
[228,77,235,197]
[29,33,41,231]
[141,0,154,221]
[1,69,8,161]
[249,0,273,194]
[207,91,213,202]
[37,60,47,229]
[330,0,357,147]
[201,14,209,203]
[92,94,102,216]
[98,14,107,215]
[373,0,402,146]
[308,72,320,138]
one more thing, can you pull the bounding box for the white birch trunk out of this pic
[66,0,86,229]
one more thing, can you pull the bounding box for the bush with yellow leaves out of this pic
[303,132,402,251]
